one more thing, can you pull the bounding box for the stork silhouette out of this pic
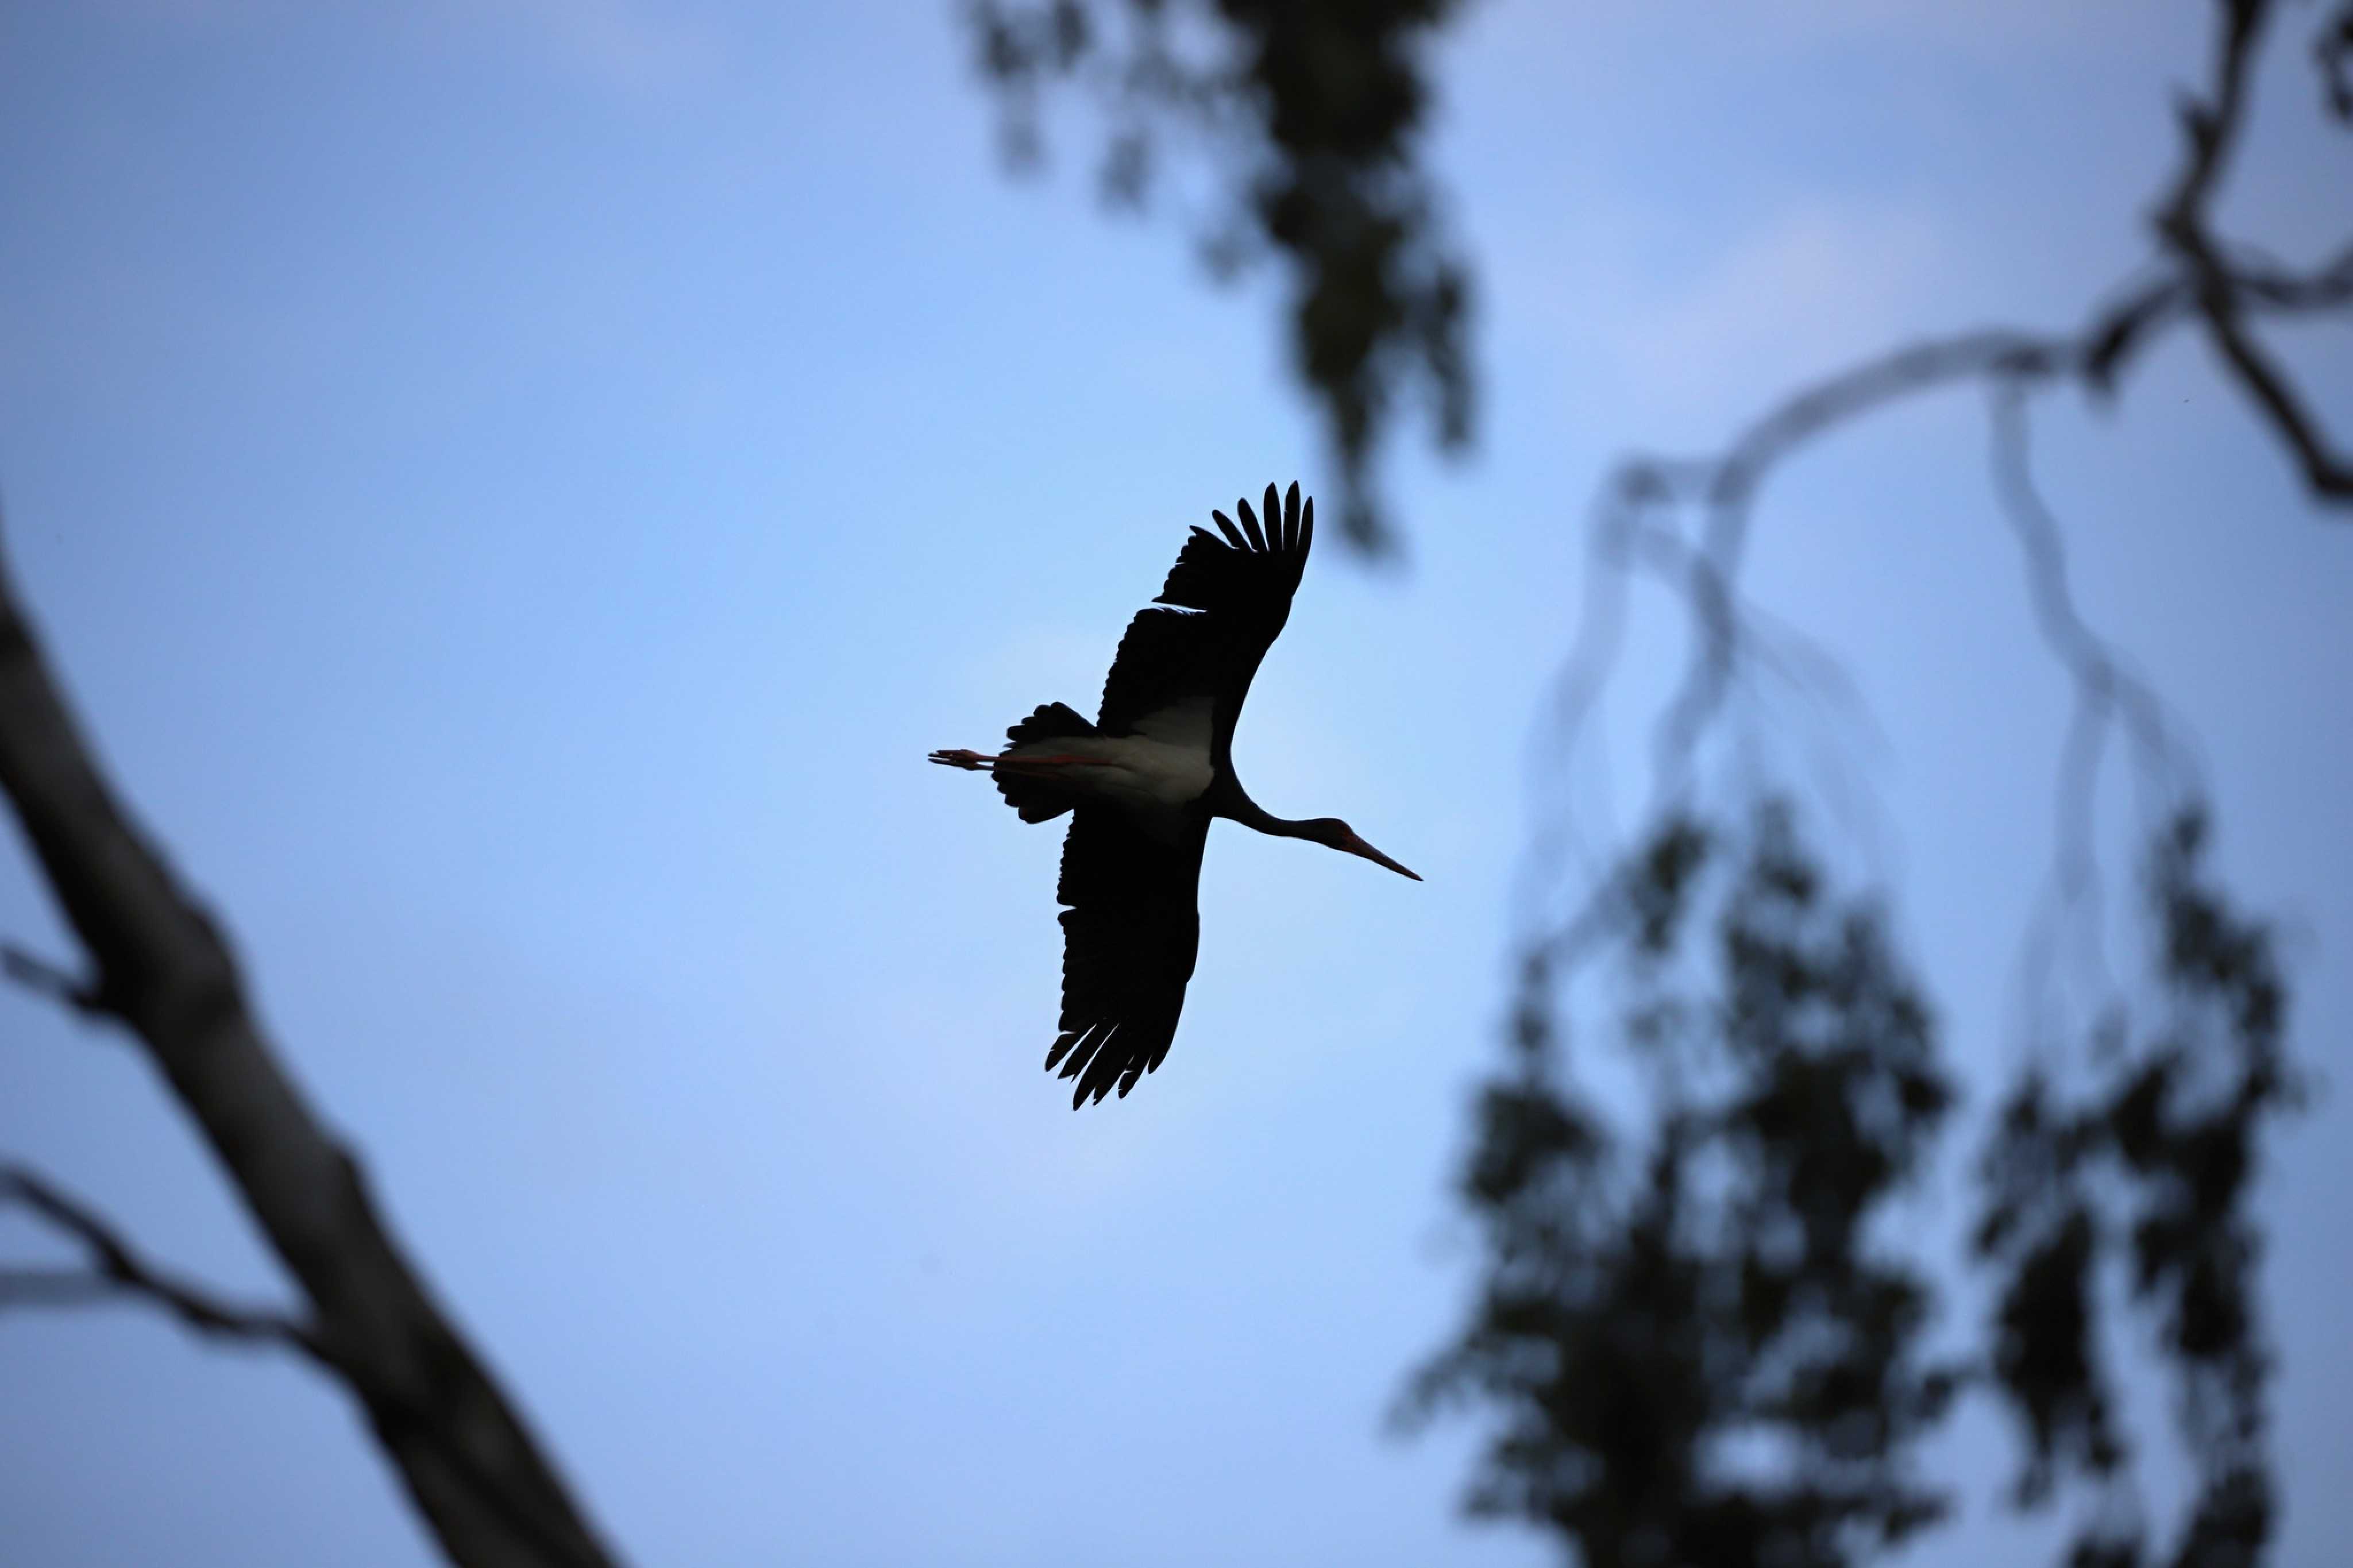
[932,482,1418,1106]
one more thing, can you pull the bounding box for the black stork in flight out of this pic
[930,481,1419,1108]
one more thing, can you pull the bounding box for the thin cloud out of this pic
[1523,198,1958,443]
[456,0,721,92]
[88,0,722,93]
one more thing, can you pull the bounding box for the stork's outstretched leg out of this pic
[929,748,1111,774]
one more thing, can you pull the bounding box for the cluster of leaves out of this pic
[2320,0,2352,122]
[1976,811,2298,1568]
[1402,806,1958,1568]
[1411,802,2298,1568]
[965,0,1474,549]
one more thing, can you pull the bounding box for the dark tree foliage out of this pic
[1420,797,2298,1567]
[1976,811,2298,1568]
[1402,806,1958,1568]
[965,0,1474,549]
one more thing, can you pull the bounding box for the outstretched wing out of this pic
[1096,481,1314,742]
[1046,805,1210,1107]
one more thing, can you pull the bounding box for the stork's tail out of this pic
[931,702,1098,823]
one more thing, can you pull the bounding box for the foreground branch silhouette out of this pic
[0,524,621,1568]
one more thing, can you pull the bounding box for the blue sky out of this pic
[0,3,2346,1565]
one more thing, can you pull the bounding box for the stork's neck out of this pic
[1211,776,1313,838]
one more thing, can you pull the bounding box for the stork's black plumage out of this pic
[1097,482,1309,742]
[931,482,1418,1107]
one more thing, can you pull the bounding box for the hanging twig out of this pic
[1,1163,323,1357]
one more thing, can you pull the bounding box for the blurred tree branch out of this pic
[964,0,1475,550]
[2153,0,2351,500]
[2,1161,323,1354]
[0,523,621,1568]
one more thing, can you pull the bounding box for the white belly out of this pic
[1003,698,1215,836]
[1083,733,1214,810]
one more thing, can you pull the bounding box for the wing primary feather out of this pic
[1210,508,1247,550]
[1282,481,1301,551]
[1047,808,1204,1107]
[1262,484,1281,551]
[1074,1024,1122,1106]
[1236,496,1268,553]
[1301,494,1314,555]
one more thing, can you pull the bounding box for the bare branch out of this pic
[2157,0,2353,500]
[2161,0,2269,225]
[0,1162,618,1568]
[1542,0,2352,861]
[1988,380,2201,1057]
[0,1268,116,1306]
[1987,382,2183,783]
[3,941,106,1015]
[0,513,623,1567]
[2185,293,2353,498]
[2324,2,2353,122]
[1,1162,322,1355]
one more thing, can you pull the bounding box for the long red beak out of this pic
[1343,832,1422,881]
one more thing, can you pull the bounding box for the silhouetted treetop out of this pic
[1403,805,1958,1568]
[966,0,1475,550]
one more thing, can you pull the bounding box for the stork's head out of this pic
[1300,818,1421,881]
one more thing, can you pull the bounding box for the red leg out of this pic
[999,753,1112,769]
[928,748,1113,774]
